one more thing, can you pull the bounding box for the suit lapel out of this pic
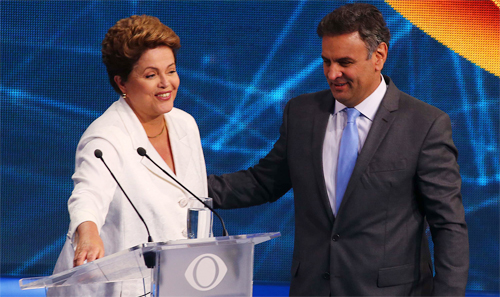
[312,92,336,223]
[339,76,400,209]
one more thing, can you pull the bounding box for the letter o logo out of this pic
[185,253,227,291]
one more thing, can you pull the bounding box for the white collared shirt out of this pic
[322,75,387,216]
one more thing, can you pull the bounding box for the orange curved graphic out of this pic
[386,0,500,77]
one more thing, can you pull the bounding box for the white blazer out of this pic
[49,97,207,296]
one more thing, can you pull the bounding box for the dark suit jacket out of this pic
[208,76,469,296]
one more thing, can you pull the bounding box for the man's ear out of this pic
[114,76,127,94]
[373,42,388,72]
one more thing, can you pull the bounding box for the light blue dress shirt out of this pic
[322,75,387,216]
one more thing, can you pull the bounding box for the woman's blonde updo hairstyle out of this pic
[102,15,181,94]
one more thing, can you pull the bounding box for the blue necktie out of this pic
[335,108,361,214]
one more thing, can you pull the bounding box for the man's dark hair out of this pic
[317,3,390,58]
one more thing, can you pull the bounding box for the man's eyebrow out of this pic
[337,57,354,62]
[321,55,355,62]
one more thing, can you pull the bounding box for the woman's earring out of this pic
[122,93,127,99]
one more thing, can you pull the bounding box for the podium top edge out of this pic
[144,231,281,247]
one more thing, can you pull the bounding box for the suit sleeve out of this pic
[208,101,293,209]
[417,113,469,296]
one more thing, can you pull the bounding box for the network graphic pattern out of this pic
[1,1,498,291]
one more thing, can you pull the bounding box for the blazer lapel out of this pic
[165,112,192,185]
[312,92,336,223]
[339,76,400,209]
[116,98,190,189]
[116,97,152,155]
[139,113,192,189]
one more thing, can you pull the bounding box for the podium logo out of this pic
[185,253,227,291]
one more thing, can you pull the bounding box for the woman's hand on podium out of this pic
[73,221,105,267]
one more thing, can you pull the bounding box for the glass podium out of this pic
[20,232,280,296]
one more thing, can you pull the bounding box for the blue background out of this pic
[1,0,498,293]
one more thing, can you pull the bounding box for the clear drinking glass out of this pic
[187,197,213,239]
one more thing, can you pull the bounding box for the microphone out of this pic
[94,149,156,268]
[137,147,229,237]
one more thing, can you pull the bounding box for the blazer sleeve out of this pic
[417,112,469,296]
[208,101,293,209]
[67,132,122,242]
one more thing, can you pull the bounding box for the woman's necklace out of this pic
[147,123,166,139]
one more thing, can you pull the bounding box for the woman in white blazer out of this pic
[49,15,207,296]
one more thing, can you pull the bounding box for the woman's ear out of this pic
[114,76,127,94]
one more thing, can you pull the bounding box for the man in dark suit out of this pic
[208,3,469,296]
